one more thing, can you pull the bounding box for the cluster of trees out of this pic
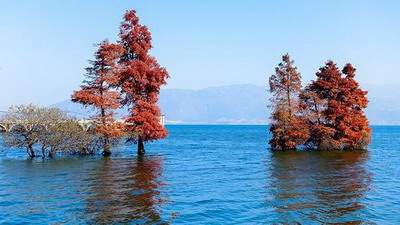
[0,9,168,158]
[1,105,101,158]
[1,10,372,156]
[269,54,370,151]
[72,9,168,156]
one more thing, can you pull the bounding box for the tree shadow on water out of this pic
[267,150,372,224]
[85,155,169,224]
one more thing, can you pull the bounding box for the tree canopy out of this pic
[269,56,370,151]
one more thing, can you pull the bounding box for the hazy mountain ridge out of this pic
[53,84,400,125]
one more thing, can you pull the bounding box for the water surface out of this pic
[0,125,399,224]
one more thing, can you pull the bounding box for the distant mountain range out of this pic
[53,84,400,125]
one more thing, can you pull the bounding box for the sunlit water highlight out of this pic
[0,125,399,224]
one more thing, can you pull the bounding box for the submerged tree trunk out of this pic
[102,138,112,157]
[41,146,46,158]
[137,137,145,156]
[100,106,112,157]
[27,144,35,158]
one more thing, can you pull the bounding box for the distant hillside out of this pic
[53,84,269,124]
[364,84,400,125]
[53,84,400,125]
[158,84,268,124]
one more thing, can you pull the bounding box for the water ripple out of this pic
[0,125,399,224]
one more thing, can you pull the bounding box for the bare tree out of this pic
[1,105,68,157]
[38,119,102,158]
[1,104,110,158]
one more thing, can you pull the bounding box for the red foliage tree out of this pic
[300,61,342,149]
[72,40,124,156]
[300,61,370,150]
[269,54,309,150]
[339,64,371,149]
[114,10,169,155]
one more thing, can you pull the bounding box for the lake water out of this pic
[0,125,399,224]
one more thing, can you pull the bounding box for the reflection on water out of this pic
[0,155,169,224]
[268,151,371,224]
[2,126,400,224]
[85,156,168,224]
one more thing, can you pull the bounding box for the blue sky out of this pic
[0,0,399,109]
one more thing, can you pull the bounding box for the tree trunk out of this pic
[287,88,292,119]
[137,137,145,155]
[102,138,111,157]
[27,144,35,158]
[41,146,46,158]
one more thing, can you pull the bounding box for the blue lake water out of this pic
[0,125,400,224]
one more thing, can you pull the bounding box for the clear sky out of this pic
[0,0,399,109]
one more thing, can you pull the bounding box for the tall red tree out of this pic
[300,61,342,150]
[269,54,309,150]
[115,10,169,155]
[72,40,124,156]
[339,64,371,149]
[300,61,370,150]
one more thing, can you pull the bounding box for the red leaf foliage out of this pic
[115,10,169,143]
[72,40,124,141]
[300,61,370,150]
[269,54,310,150]
[269,56,371,151]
